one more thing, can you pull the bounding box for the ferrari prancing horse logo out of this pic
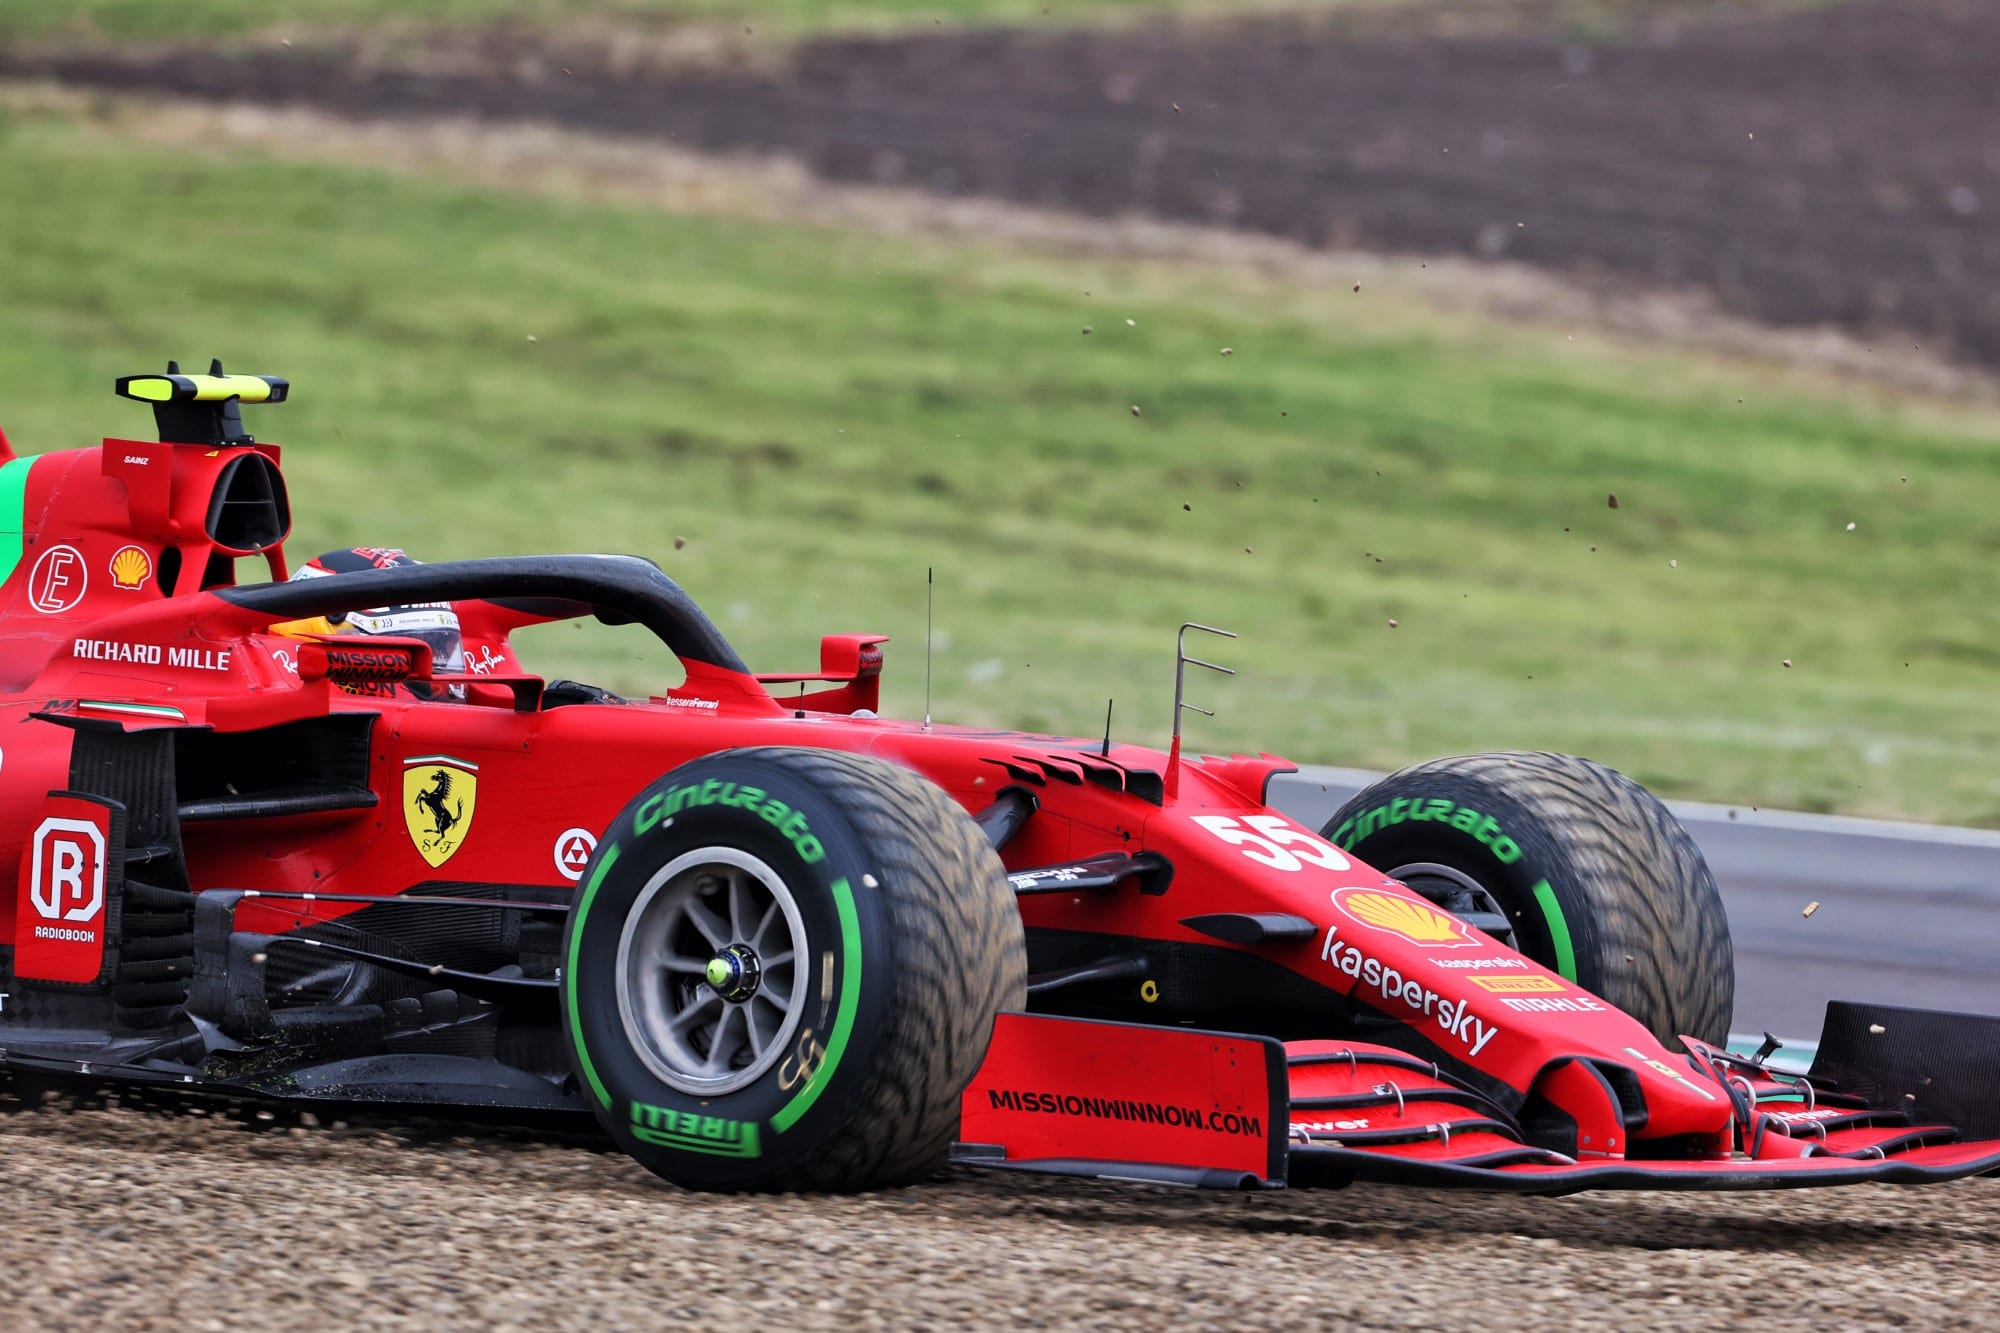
[404,755,478,868]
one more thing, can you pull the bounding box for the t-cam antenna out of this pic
[923,566,934,732]
[1166,622,1236,799]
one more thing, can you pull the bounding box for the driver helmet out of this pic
[280,546,467,676]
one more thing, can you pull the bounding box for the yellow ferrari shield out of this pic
[403,755,478,868]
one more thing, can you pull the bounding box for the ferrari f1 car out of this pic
[1,365,1996,1194]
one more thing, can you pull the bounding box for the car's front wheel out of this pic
[562,746,1025,1191]
[1322,751,1733,1047]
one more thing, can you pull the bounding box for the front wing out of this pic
[953,1004,2000,1193]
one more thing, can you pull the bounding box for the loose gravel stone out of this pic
[3,1094,1997,1328]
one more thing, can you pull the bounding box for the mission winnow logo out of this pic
[985,1089,1264,1138]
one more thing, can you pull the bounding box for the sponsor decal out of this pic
[985,1089,1264,1139]
[108,545,154,591]
[1466,974,1568,994]
[72,639,230,671]
[1427,957,1529,970]
[346,604,456,637]
[770,878,859,1133]
[403,756,479,868]
[1293,1117,1372,1132]
[1623,1046,1720,1102]
[1319,925,1500,1057]
[633,779,825,865]
[1332,887,1479,949]
[28,544,87,613]
[271,648,298,675]
[29,817,106,926]
[553,827,598,881]
[779,1026,829,1092]
[74,639,160,666]
[1767,1107,1843,1123]
[659,696,721,711]
[323,646,412,681]
[1328,799,1523,865]
[17,804,112,984]
[1191,813,1350,873]
[628,1102,762,1158]
[1498,995,1610,1013]
[1008,864,1094,890]
[171,646,231,671]
[466,644,506,675]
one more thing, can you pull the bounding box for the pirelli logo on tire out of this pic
[629,1102,763,1159]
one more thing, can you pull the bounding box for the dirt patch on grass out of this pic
[11,0,2000,370]
[4,81,1988,402]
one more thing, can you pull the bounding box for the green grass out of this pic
[0,0,1365,44]
[0,0,1850,44]
[4,107,2000,823]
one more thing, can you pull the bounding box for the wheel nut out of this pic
[704,946,760,1001]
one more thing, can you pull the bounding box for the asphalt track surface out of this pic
[1271,765,2000,1044]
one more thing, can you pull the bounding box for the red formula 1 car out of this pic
[1,366,1996,1194]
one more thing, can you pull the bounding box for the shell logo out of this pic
[109,545,154,592]
[1332,887,1479,948]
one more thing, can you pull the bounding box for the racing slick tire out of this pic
[1321,751,1732,1047]
[561,746,1025,1191]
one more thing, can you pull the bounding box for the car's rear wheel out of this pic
[562,746,1025,1191]
[1322,751,1733,1047]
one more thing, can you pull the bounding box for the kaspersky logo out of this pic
[1332,887,1479,948]
[1319,925,1500,1058]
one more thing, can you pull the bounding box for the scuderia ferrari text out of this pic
[1319,925,1500,1057]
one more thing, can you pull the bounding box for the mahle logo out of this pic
[629,1102,763,1158]
[1331,887,1479,948]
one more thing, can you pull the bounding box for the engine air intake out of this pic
[206,452,291,554]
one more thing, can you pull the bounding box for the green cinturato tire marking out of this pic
[567,841,623,1110]
[0,455,37,586]
[1530,877,1578,981]
[772,875,860,1134]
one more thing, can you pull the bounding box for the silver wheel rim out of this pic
[614,846,808,1095]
